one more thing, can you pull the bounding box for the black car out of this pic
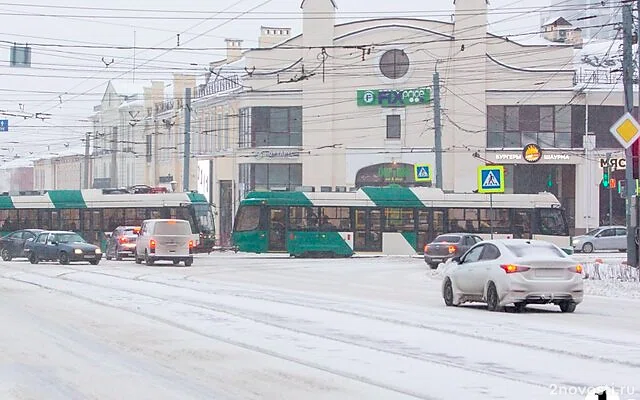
[105,225,140,260]
[25,231,102,265]
[423,233,483,269]
[0,229,44,261]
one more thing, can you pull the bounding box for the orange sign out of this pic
[522,143,542,163]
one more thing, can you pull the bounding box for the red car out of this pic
[105,226,140,260]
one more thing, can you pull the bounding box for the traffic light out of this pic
[610,178,617,188]
[603,166,610,187]
[618,180,627,197]
[547,173,553,188]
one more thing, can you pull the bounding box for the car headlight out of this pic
[572,239,580,245]
[95,249,102,254]
[74,248,83,255]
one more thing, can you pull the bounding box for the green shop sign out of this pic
[357,87,431,106]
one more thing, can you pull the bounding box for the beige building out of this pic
[33,151,85,190]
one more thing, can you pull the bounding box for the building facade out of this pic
[75,0,632,241]
[33,152,84,190]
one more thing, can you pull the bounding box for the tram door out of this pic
[353,208,382,252]
[268,207,287,251]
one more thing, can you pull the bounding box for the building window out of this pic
[487,105,579,149]
[239,108,252,148]
[238,163,302,192]
[246,106,302,148]
[145,135,152,162]
[386,115,401,139]
[379,49,410,80]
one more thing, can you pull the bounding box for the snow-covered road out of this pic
[0,254,638,400]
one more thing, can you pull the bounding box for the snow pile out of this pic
[582,259,640,282]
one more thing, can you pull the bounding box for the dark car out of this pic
[25,231,102,265]
[423,233,483,269]
[105,226,140,261]
[0,229,44,261]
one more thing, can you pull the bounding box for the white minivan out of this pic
[135,219,194,266]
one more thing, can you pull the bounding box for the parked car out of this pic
[135,219,194,266]
[25,231,102,265]
[424,233,483,269]
[441,239,584,313]
[0,229,44,261]
[105,226,140,260]
[572,225,627,253]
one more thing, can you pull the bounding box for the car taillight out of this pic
[570,265,583,274]
[119,237,127,244]
[188,240,194,249]
[500,264,530,274]
[149,239,156,253]
[424,244,429,252]
[448,245,457,254]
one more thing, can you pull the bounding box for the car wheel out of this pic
[513,302,526,313]
[89,259,100,265]
[184,258,193,267]
[59,252,70,265]
[1,247,12,261]
[144,250,154,266]
[443,278,456,306]
[486,282,504,312]
[116,254,123,261]
[428,262,439,269]
[134,254,142,264]
[29,253,38,264]
[581,242,594,253]
[106,256,112,261]
[172,260,180,265]
[559,301,577,313]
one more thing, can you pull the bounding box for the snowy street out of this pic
[0,254,638,400]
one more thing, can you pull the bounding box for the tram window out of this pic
[384,208,414,232]
[18,209,38,229]
[447,209,465,232]
[103,209,125,231]
[234,206,261,231]
[464,209,479,232]
[38,209,51,230]
[0,210,18,230]
[513,210,532,238]
[289,206,320,230]
[59,209,80,231]
[318,207,350,231]
[433,210,445,235]
[538,208,568,236]
[479,208,510,233]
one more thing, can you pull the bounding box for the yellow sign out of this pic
[414,164,432,182]
[610,112,640,148]
[522,143,542,163]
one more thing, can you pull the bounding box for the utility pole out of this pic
[623,1,637,267]
[84,132,90,189]
[183,87,192,192]
[606,152,612,226]
[110,126,118,188]
[433,70,443,189]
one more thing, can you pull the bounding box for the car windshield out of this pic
[123,229,138,237]
[55,233,85,244]
[154,221,192,235]
[504,242,565,258]
[433,235,461,243]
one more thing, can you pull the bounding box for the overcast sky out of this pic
[0,0,555,164]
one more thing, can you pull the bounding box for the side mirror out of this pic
[451,256,461,264]
[104,232,112,238]
[51,241,58,246]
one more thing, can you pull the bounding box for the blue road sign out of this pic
[414,164,432,182]
[0,120,7,132]
[477,165,505,193]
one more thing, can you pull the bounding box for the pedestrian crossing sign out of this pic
[414,164,432,182]
[477,165,505,193]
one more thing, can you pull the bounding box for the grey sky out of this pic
[0,0,553,164]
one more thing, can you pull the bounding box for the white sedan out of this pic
[441,239,584,313]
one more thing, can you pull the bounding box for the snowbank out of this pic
[582,259,640,282]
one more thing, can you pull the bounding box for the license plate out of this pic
[534,269,565,278]
[431,258,442,262]
[84,255,95,259]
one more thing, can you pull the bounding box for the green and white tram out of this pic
[0,189,215,253]
[232,185,570,257]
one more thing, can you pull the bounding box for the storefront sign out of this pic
[523,143,542,163]
[357,87,431,106]
[494,152,572,162]
[253,150,300,159]
[599,157,626,170]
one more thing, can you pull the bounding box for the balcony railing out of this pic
[487,131,573,149]
[573,68,623,85]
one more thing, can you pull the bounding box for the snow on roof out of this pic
[506,33,571,46]
[118,98,145,110]
[0,157,34,170]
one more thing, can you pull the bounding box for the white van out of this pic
[134,219,194,266]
